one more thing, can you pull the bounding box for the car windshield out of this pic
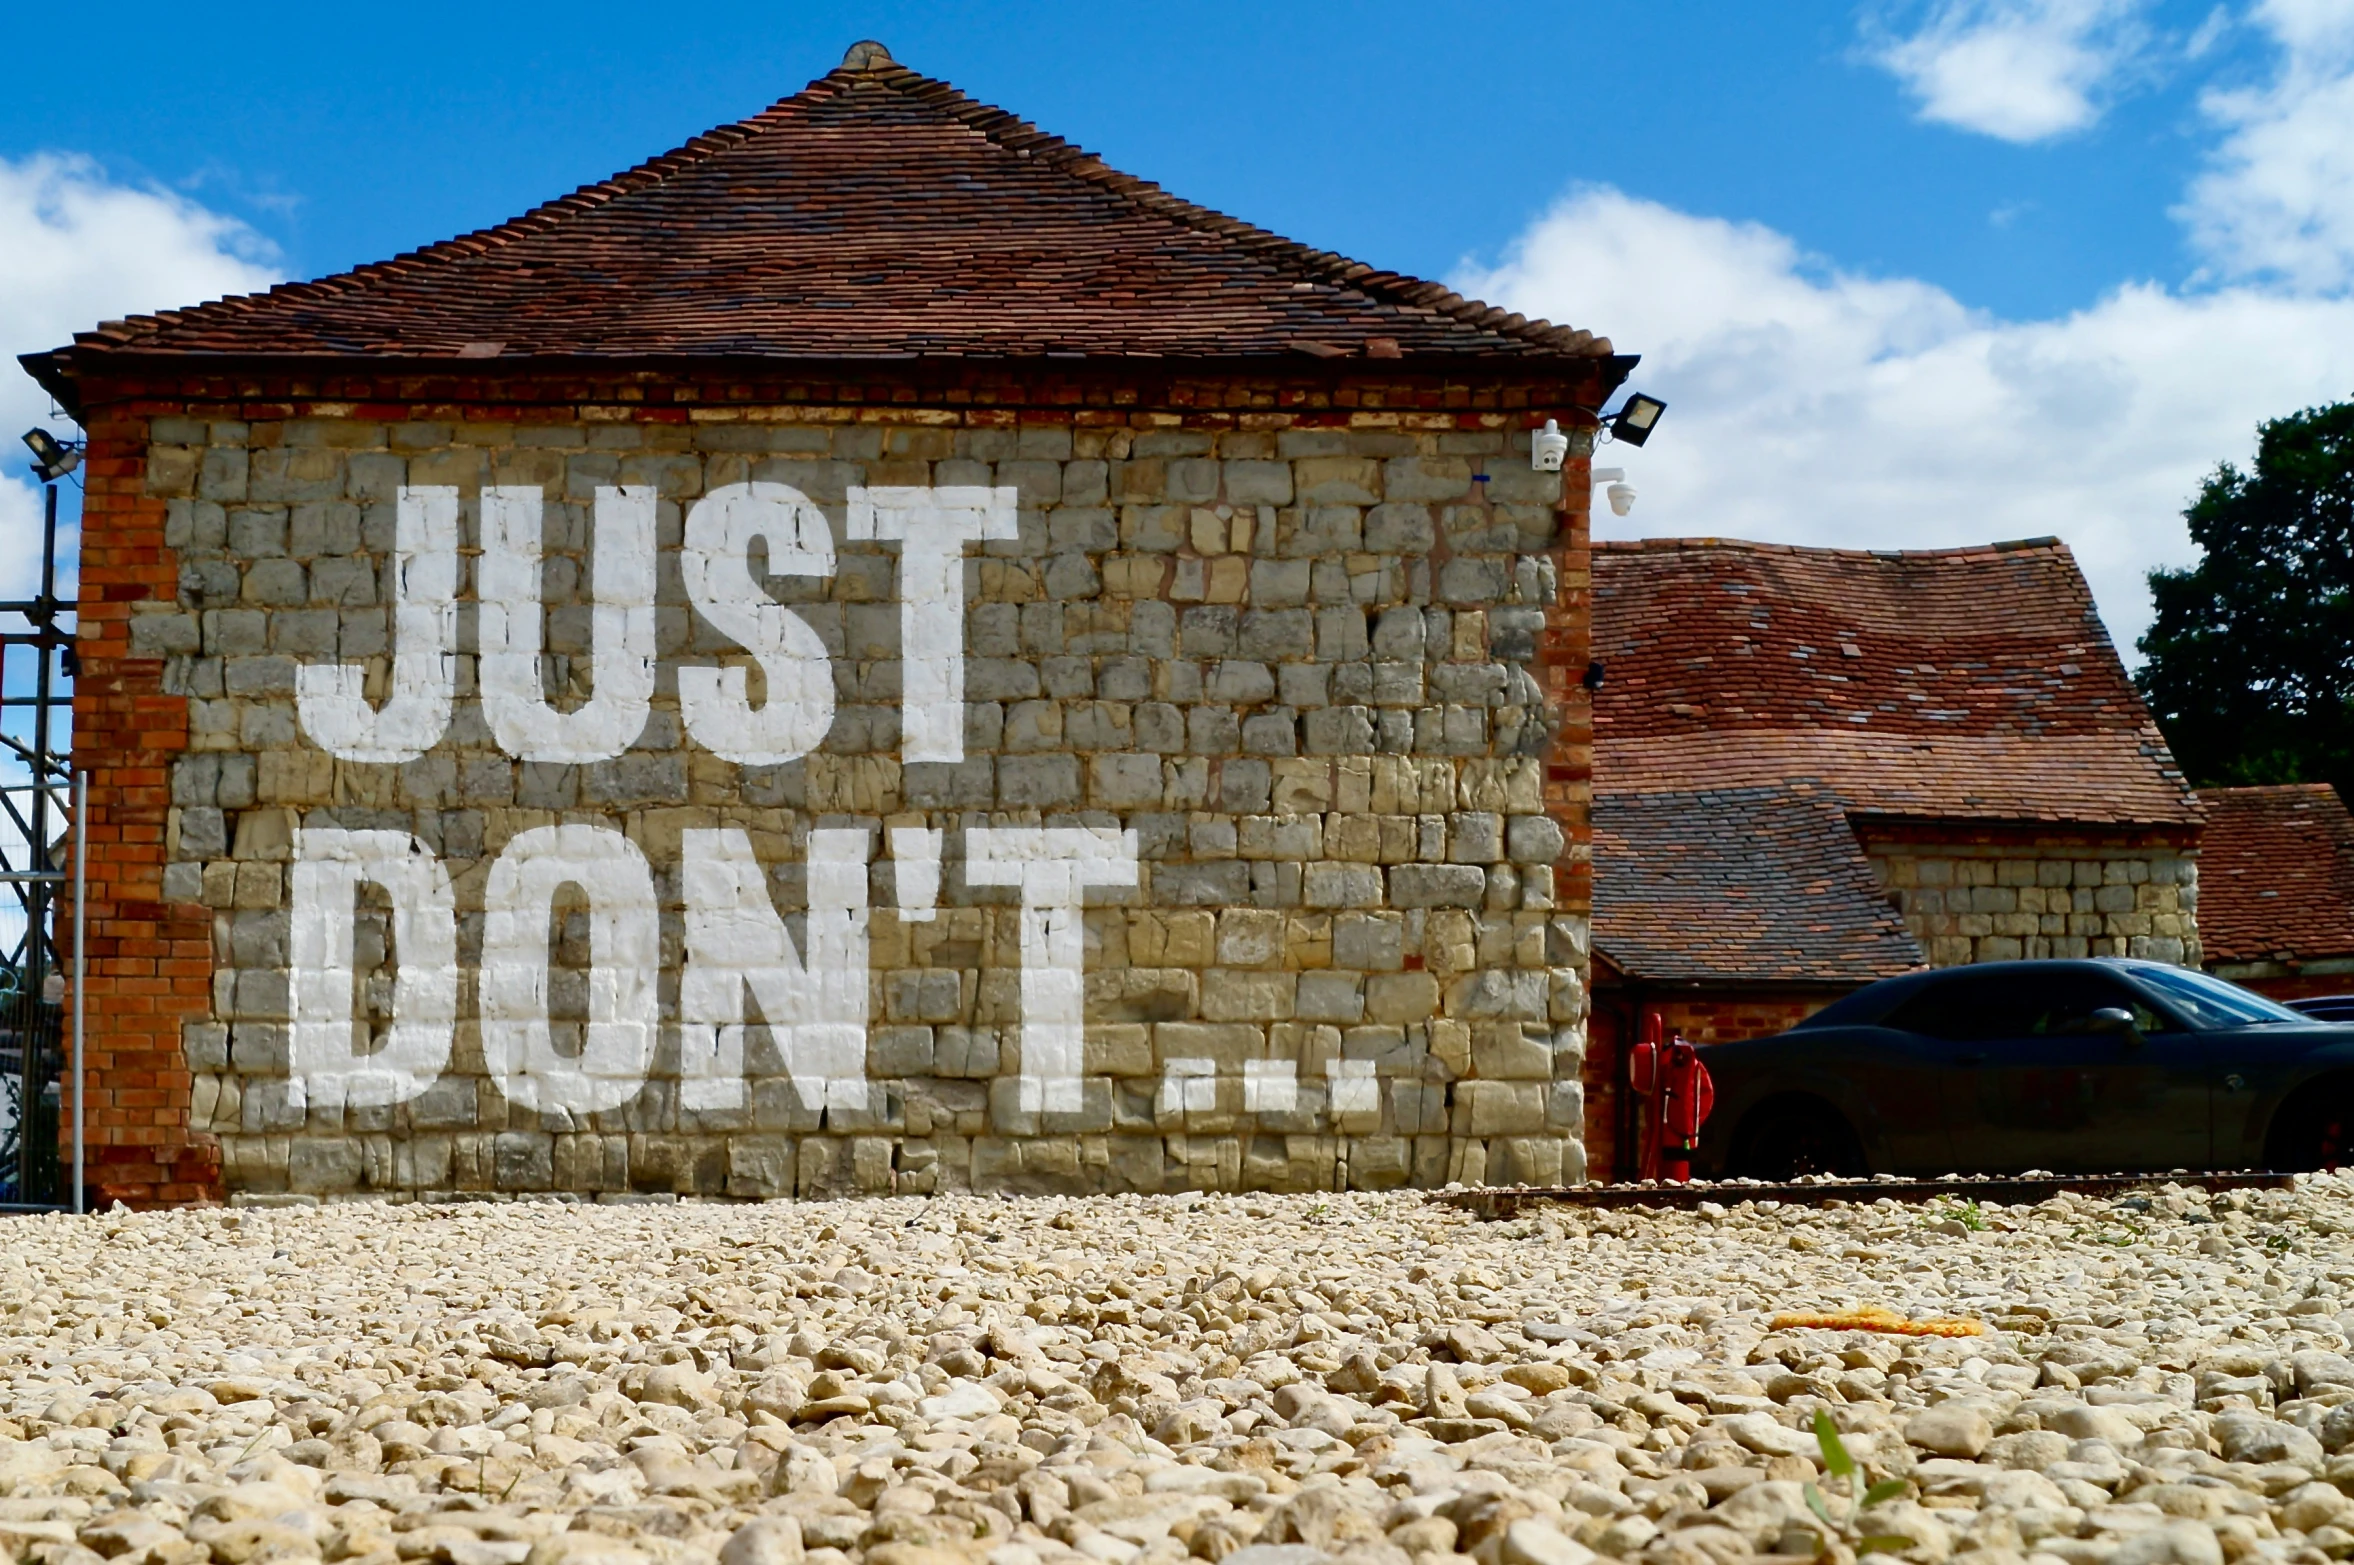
[2130,966,2308,1029]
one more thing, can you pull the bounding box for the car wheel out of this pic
[2266,1080,2354,1172]
[1730,1099,1866,1181]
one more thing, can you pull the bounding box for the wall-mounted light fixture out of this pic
[1608,393,1667,448]
[1532,391,1668,472]
[20,428,80,482]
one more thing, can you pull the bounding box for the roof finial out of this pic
[841,40,894,70]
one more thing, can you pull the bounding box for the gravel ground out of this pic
[8,1181,2354,1565]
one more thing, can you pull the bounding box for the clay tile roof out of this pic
[1592,536,2201,827]
[21,40,1614,390]
[1594,783,1925,985]
[2196,785,2354,964]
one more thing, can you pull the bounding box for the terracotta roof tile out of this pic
[1594,783,1925,984]
[1593,536,2200,827]
[2195,785,2354,964]
[22,43,1614,381]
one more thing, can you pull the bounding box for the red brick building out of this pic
[2198,784,2354,1002]
[1584,536,2204,1177]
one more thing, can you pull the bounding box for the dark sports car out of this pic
[1692,958,2354,1180]
[2289,996,2354,1023]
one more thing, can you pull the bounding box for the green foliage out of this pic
[1814,1410,1855,1477]
[2137,398,2354,795]
[1804,1412,1915,1556]
[1922,1199,1987,1232]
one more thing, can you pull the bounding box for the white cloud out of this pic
[1870,0,2153,141]
[0,154,279,599]
[1454,185,2354,658]
[2181,0,2354,290]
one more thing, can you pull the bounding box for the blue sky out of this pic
[0,2,2270,318]
[5,0,2354,655]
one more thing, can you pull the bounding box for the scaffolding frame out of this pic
[0,476,85,1212]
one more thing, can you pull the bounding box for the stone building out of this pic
[28,44,1623,1204]
[1582,536,2203,1177]
[2198,784,2354,1001]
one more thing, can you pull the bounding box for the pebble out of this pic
[6,1179,2354,1565]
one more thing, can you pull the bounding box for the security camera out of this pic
[1531,418,1569,473]
[1592,467,1636,517]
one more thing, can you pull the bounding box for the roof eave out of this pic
[1589,958,1923,991]
[26,344,1638,422]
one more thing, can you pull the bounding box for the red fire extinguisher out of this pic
[1626,1012,1715,1183]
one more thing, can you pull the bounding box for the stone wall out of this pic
[1861,831,2199,969]
[107,395,1594,1200]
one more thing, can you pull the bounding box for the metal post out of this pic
[17,482,56,1196]
[71,771,84,1216]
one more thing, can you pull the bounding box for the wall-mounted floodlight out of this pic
[1609,394,1667,448]
[20,429,80,482]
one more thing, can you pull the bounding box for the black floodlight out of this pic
[1609,394,1667,448]
[21,428,80,482]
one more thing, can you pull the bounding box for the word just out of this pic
[284,482,1141,1119]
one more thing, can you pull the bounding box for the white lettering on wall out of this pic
[678,826,872,1113]
[1159,1057,1216,1117]
[479,486,658,763]
[846,486,1018,763]
[1327,1058,1380,1116]
[295,486,459,762]
[889,825,942,921]
[1243,1058,1298,1112]
[480,823,661,1115]
[272,485,1218,1126]
[679,482,838,764]
[965,826,1139,1112]
[287,828,458,1111]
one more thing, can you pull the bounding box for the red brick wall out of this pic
[1546,474,1592,925]
[74,402,219,1206]
[1585,987,1837,1181]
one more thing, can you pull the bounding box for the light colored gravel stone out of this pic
[9,1178,2354,1565]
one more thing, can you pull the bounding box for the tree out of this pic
[2137,398,2354,797]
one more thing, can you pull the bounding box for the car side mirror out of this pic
[2089,1006,2141,1042]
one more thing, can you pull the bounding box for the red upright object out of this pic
[1626,1011,1715,1183]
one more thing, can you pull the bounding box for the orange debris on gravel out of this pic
[1770,1305,1987,1337]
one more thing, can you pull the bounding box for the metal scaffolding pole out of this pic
[72,771,84,1215]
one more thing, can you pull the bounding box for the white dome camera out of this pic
[1592,467,1636,516]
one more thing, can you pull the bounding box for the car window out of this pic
[2129,965,2306,1029]
[1885,974,2036,1040]
[1885,970,2166,1039]
[2016,972,2169,1036]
